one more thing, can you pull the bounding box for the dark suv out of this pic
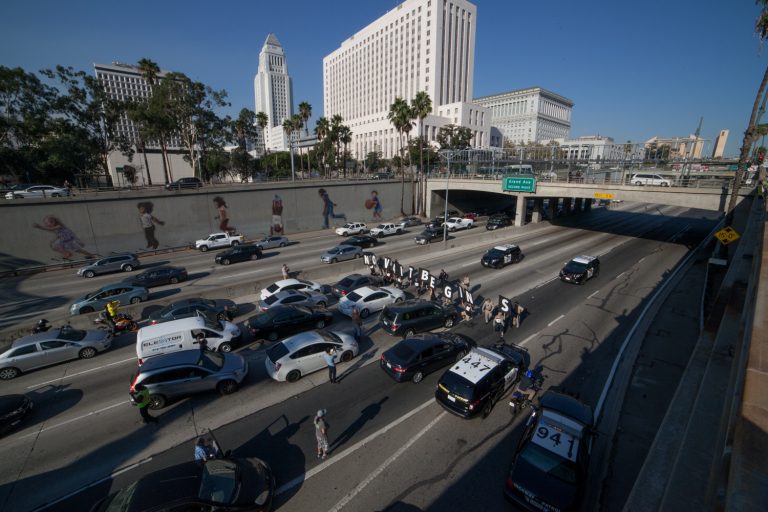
[165,177,202,190]
[215,244,262,265]
[486,214,512,230]
[332,273,383,298]
[559,255,600,284]
[379,299,458,337]
[481,244,523,268]
[380,333,472,383]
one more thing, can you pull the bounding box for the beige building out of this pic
[644,135,706,159]
[712,129,729,159]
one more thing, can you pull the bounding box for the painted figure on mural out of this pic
[318,188,346,229]
[270,194,284,235]
[137,202,165,250]
[213,196,236,234]
[33,215,96,260]
[365,190,383,220]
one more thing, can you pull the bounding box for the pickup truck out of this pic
[444,217,474,231]
[369,223,403,238]
[195,232,245,252]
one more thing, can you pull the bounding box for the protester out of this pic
[314,409,330,459]
[482,298,494,324]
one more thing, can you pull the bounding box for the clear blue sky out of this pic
[1,0,764,157]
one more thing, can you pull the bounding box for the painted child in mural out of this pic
[318,188,346,229]
[137,201,165,250]
[213,196,236,234]
[366,190,383,220]
[270,194,284,235]
[33,215,96,260]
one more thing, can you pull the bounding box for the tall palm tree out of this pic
[411,91,432,216]
[282,118,295,177]
[330,114,344,176]
[299,102,312,174]
[338,125,352,178]
[315,116,330,177]
[388,97,413,215]
[135,58,161,185]
[291,114,304,175]
[255,111,268,167]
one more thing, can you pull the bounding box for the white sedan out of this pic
[260,278,324,301]
[254,236,290,249]
[258,289,328,311]
[337,286,406,318]
[5,185,70,199]
[264,330,359,383]
[444,217,474,231]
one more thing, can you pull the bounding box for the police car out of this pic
[481,244,523,268]
[559,255,600,284]
[504,390,595,512]
[435,344,528,418]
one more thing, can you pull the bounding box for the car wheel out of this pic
[218,342,232,353]
[80,306,95,314]
[412,371,424,384]
[343,232,349,237]
[286,370,301,383]
[217,380,238,395]
[456,350,467,362]
[360,308,370,319]
[130,296,142,305]
[267,331,279,342]
[128,321,139,331]
[662,182,669,187]
[340,350,353,363]
[52,193,61,197]
[377,233,384,238]
[169,277,179,284]
[482,401,493,418]
[231,241,240,246]
[84,270,95,278]
[355,253,361,259]
[444,317,455,328]
[315,319,326,329]
[123,265,134,272]
[0,367,20,380]
[394,297,403,303]
[200,245,209,252]
[396,229,402,234]
[404,329,416,338]
[78,347,97,359]
[317,301,327,308]
[280,242,286,247]
[222,258,231,265]
[148,394,166,410]
[331,258,338,264]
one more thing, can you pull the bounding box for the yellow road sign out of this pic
[593,193,614,199]
[714,226,741,245]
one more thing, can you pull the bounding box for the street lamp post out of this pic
[443,151,453,247]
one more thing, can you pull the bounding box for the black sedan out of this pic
[344,234,379,249]
[215,244,262,265]
[127,266,188,288]
[380,333,472,383]
[0,394,33,435]
[165,177,203,190]
[332,273,383,298]
[248,305,334,342]
[148,298,238,324]
[92,457,274,512]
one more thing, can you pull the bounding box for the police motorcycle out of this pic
[509,368,544,417]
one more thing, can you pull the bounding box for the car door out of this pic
[270,310,295,336]
[365,291,388,312]
[170,306,193,320]
[501,360,519,393]
[429,343,454,373]
[5,344,43,372]
[425,305,445,330]
[290,342,328,374]
[150,368,200,398]
[39,340,79,366]
[281,294,305,307]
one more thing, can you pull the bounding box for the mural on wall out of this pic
[33,215,96,260]
[366,190,383,220]
[318,188,346,229]
[213,196,236,234]
[270,194,284,235]
[137,201,165,250]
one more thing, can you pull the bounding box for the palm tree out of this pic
[291,114,304,175]
[330,114,344,176]
[299,102,312,174]
[255,111,268,171]
[411,91,432,216]
[134,58,161,185]
[315,116,330,177]
[338,125,352,178]
[388,97,413,215]
[282,118,295,177]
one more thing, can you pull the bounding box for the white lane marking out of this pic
[615,271,626,280]
[0,308,61,323]
[547,314,565,327]
[638,257,646,263]
[459,261,475,267]
[220,268,270,279]
[27,357,137,389]
[18,401,128,439]
[327,411,447,512]
[519,332,540,346]
[588,290,600,300]
[276,398,436,496]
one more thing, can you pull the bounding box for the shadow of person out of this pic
[329,397,389,453]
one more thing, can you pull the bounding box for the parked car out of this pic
[337,286,405,318]
[127,266,187,287]
[92,456,274,512]
[165,177,203,190]
[486,214,512,231]
[0,395,33,434]
[320,244,363,263]
[0,327,112,380]
[254,235,290,249]
[559,255,600,284]
[77,253,140,278]
[415,228,444,245]
[380,332,473,383]
[265,330,358,382]
[398,216,423,228]
[379,299,458,337]
[630,173,671,186]
[70,284,148,315]
[444,217,474,231]
[5,185,69,199]
[481,244,523,268]
[335,222,368,236]
[369,223,403,238]
[148,298,239,324]
[195,232,244,252]
[258,289,328,311]
[215,244,262,265]
[426,217,445,230]
[332,273,384,298]
[130,349,247,409]
[344,234,379,249]
[504,391,595,511]
[260,279,324,301]
[373,172,395,180]
[247,305,334,342]
[463,212,479,220]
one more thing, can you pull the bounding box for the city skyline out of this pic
[0,0,763,157]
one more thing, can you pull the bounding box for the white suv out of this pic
[336,222,368,236]
[369,223,403,238]
[630,173,671,187]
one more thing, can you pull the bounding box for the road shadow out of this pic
[185,271,210,281]
[14,384,84,432]
[329,396,389,453]
[147,288,181,302]
[376,502,423,512]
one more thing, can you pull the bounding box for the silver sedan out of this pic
[258,289,329,311]
[5,185,70,199]
[320,245,363,264]
[254,236,290,249]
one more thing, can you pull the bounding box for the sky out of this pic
[1,0,765,157]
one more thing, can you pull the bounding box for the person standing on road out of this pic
[494,310,506,339]
[323,348,337,383]
[482,298,494,324]
[461,274,471,291]
[131,384,158,424]
[194,437,217,464]
[314,409,330,459]
[351,307,363,340]
[282,264,290,280]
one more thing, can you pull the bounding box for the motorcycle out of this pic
[33,319,52,334]
[509,370,543,417]
[95,311,138,333]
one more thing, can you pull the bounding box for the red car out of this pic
[463,212,478,220]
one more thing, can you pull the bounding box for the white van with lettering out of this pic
[135,316,241,364]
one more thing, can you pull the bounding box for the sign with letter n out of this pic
[502,177,536,193]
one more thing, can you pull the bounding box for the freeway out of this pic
[0,203,718,511]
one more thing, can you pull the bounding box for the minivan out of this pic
[77,253,140,278]
[379,299,458,337]
[136,316,241,363]
[630,173,671,186]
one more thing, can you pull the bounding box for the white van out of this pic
[135,316,241,363]
[630,173,671,187]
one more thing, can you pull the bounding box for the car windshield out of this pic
[564,260,588,273]
[338,277,354,287]
[389,343,416,363]
[267,342,290,363]
[318,331,341,344]
[199,459,238,504]
[486,249,505,258]
[203,318,224,330]
[376,224,386,229]
[439,371,475,400]
[266,283,280,292]
[198,351,225,371]
[101,481,139,512]
[264,295,280,305]
[519,441,577,484]
[346,291,362,302]
[328,247,341,254]
[342,223,355,229]
[420,230,435,236]
[58,328,87,342]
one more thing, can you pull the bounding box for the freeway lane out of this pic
[31,204,716,512]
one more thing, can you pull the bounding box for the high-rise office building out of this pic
[254,33,294,152]
[712,129,729,159]
[473,87,573,145]
[323,0,489,160]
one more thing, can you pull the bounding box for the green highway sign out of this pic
[502,176,536,193]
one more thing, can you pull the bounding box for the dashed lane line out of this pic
[26,357,137,389]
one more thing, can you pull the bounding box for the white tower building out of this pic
[254,33,294,152]
[323,0,489,160]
